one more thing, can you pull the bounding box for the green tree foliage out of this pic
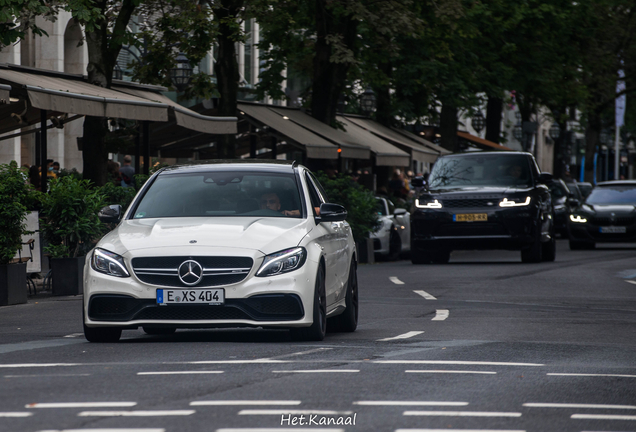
[0,161,36,264]
[40,177,106,258]
[315,172,379,243]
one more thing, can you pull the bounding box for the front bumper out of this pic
[411,207,538,251]
[83,247,317,329]
[568,221,636,243]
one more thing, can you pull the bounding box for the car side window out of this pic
[305,174,324,216]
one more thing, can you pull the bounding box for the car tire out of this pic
[521,227,542,263]
[431,250,451,264]
[143,327,176,336]
[411,249,430,264]
[388,229,402,261]
[291,264,326,341]
[83,307,121,343]
[328,260,358,333]
[542,224,556,262]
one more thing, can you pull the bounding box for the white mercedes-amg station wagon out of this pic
[83,161,358,342]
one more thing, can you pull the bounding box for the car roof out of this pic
[158,159,298,175]
[438,151,531,158]
[596,180,636,187]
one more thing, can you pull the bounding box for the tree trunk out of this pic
[214,0,243,158]
[374,60,392,127]
[552,121,568,179]
[584,111,602,183]
[485,96,502,144]
[440,101,459,153]
[311,0,357,126]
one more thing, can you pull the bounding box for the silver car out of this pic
[370,196,411,259]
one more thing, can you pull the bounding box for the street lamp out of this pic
[513,124,523,142]
[549,122,560,141]
[170,53,193,92]
[471,111,485,135]
[359,87,376,116]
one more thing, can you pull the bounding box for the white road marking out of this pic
[238,410,353,415]
[189,360,286,364]
[0,412,32,417]
[375,360,543,367]
[38,429,165,432]
[63,333,84,338]
[78,410,195,417]
[0,363,80,368]
[5,374,90,378]
[377,331,424,342]
[137,371,224,375]
[524,403,636,409]
[395,429,525,432]
[389,277,405,285]
[271,348,333,359]
[353,401,468,407]
[191,400,301,406]
[27,402,137,408]
[547,373,636,378]
[405,370,496,375]
[404,411,522,417]
[414,290,436,300]
[217,429,344,432]
[625,280,636,285]
[572,413,636,420]
[432,310,449,321]
[272,370,359,373]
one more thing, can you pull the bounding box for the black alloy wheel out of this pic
[521,224,543,263]
[328,260,358,332]
[388,229,402,261]
[542,219,556,262]
[431,250,451,264]
[291,264,326,341]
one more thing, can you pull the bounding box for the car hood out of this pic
[99,217,312,255]
[583,204,636,214]
[427,186,534,196]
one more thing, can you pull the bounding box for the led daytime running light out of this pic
[570,214,587,223]
[499,197,531,207]
[256,247,307,277]
[415,199,442,209]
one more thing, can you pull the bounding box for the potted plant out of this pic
[40,177,106,296]
[0,161,34,306]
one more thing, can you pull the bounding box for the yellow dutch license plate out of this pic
[454,213,487,222]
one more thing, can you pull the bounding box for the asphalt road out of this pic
[1,239,636,432]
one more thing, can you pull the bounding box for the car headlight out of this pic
[256,247,307,277]
[570,214,587,223]
[91,248,130,278]
[415,199,442,208]
[499,197,531,207]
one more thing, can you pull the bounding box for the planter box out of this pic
[356,238,375,264]
[51,257,85,296]
[0,263,27,306]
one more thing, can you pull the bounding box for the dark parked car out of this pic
[550,179,578,237]
[410,152,555,264]
[568,180,636,249]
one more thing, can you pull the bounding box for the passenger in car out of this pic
[260,192,301,216]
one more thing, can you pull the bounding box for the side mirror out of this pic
[99,204,122,224]
[319,203,347,222]
[567,197,580,207]
[538,172,553,184]
[394,208,407,216]
[411,176,424,188]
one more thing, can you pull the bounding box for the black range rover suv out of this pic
[410,152,555,264]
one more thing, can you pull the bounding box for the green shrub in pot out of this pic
[0,161,35,264]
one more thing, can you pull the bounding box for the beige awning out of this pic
[115,86,236,134]
[391,127,452,155]
[239,103,339,159]
[268,107,370,160]
[0,68,168,121]
[337,116,410,166]
[344,116,440,164]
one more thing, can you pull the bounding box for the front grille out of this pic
[590,216,635,226]
[131,256,253,288]
[88,294,304,322]
[443,199,498,208]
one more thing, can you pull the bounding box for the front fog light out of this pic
[256,247,307,277]
[91,248,130,277]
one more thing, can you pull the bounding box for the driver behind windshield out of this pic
[260,192,300,216]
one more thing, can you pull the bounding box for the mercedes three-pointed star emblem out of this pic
[178,260,203,286]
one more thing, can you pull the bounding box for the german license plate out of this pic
[157,289,224,305]
[454,213,488,222]
[600,226,627,233]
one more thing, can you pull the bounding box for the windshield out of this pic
[428,155,533,189]
[585,186,636,205]
[375,198,388,216]
[132,171,303,219]
[549,182,568,199]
